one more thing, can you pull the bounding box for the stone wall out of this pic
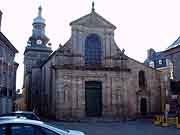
[128,58,162,113]
[53,57,164,120]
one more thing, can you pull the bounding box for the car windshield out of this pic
[16,113,39,120]
[0,113,39,120]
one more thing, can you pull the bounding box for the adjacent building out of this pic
[144,48,173,79]
[164,36,180,81]
[145,36,180,82]
[0,10,19,114]
[24,5,168,120]
[145,36,180,112]
[164,36,180,108]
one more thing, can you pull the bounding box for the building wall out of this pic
[39,61,165,119]
[128,59,162,113]
[47,58,163,120]
[0,11,18,114]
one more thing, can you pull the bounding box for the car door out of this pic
[10,124,60,135]
[0,124,6,135]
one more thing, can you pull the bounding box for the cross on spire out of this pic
[92,1,95,12]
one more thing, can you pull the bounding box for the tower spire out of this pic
[33,6,45,25]
[92,1,95,12]
[38,6,42,17]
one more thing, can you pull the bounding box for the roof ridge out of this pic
[0,32,18,53]
[167,36,180,50]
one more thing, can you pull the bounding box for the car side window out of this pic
[11,125,34,135]
[11,124,43,135]
[41,127,60,135]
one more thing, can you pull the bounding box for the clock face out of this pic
[36,39,42,45]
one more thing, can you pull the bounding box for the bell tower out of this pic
[24,6,52,72]
[23,6,52,111]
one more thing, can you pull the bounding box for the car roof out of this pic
[0,111,40,120]
[0,118,42,125]
[0,118,68,134]
[0,116,26,120]
[13,111,35,114]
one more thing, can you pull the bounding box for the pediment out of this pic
[70,11,116,29]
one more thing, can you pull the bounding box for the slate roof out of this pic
[0,32,18,53]
[70,11,116,29]
[150,51,166,60]
[144,51,166,64]
[166,36,180,50]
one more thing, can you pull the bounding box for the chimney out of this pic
[0,10,2,31]
[147,48,155,58]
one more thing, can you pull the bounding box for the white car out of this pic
[0,111,41,120]
[0,118,85,135]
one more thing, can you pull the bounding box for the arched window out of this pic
[139,70,146,88]
[85,34,102,65]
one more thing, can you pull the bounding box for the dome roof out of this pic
[33,6,45,24]
[33,16,45,24]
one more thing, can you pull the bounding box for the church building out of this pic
[23,4,168,120]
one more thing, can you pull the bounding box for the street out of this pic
[47,119,180,135]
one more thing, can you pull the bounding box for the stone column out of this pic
[55,71,64,119]
[0,10,2,31]
[72,30,77,55]
[76,30,80,55]
[71,76,77,117]
[81,76,86,117]
[121,72,128,120]
[77,77,84,118]
[111,77,118,116]
[104,74,112,116]
[105,33,111,57]
[52,67,56,117]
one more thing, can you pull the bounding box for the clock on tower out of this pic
[36,39,42,45]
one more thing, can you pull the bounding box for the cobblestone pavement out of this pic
[47,119,180,135]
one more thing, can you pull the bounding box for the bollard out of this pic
[162,117,169,127]
[176,117,180,128]
[154,115,161,125]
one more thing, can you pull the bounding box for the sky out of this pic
[0,0,180,90]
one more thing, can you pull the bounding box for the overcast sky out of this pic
[0,0,180,90]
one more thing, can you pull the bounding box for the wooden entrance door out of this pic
[140,98,147,115]
[85,81,102,117]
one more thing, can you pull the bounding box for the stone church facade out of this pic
[24,5,168,119]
